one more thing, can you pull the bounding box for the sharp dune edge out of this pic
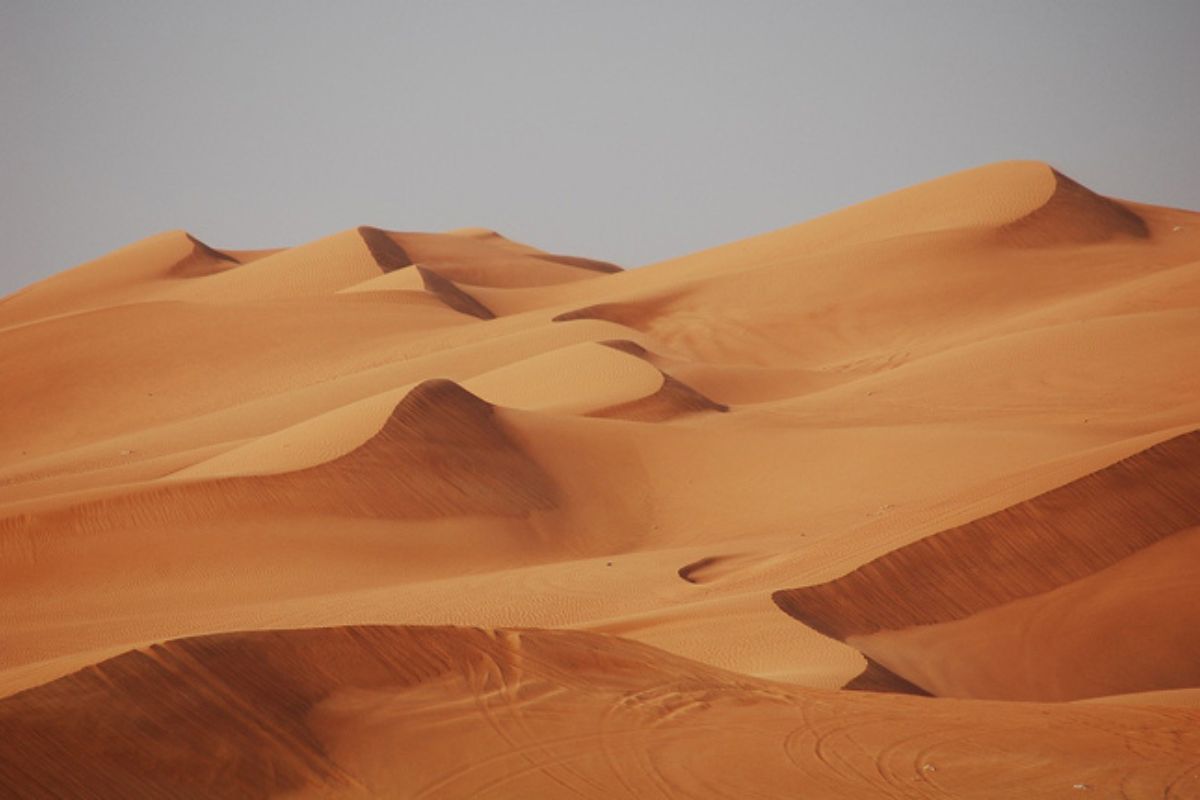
[168,233,241,278]
[2,161,1200,798]
[773,429,1200,700]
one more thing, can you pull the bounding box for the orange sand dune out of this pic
[857,526,1200,701]
[773,429,1200,700]
[2,625,1197,800]
[2,161,1199,796]
[996,169,1150,246]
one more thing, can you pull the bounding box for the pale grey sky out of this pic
[3,1,1198,294]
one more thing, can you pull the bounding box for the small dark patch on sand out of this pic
[844,657,932,696]
[534,253,623,274]
[417,267,495,320]
[597,339,650,358]
[678,555,726,584]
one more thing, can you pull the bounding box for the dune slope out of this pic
[772,429,1200,700]
[2,625,1198,800]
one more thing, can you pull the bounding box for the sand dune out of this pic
[356,225,414,272]
[2,161,1199,796]
[772,429,1200,699]
[856,526,1200,701]
[0,380,559,568]
[774,429,1200,633]
[3,625,1198,799]
[997,169,1150,246]
[168,233,242,278]
[590,373,728,422]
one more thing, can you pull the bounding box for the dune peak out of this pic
[167,233,240,278]
[997,166,1150,246]
[394,377,495,418]
[446,226,506,241]
[356,225,414,273]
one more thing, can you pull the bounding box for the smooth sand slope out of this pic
[1,160,1199,797]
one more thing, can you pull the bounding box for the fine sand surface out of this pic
[3,626,1198,799]
[1,161,1199,797]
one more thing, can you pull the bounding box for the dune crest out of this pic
[0,378,558,548]
[356,225,414,273]
[533,252,623,274]
[552,293,678,329]
[168,233,241,278]
[417,266,496,319]
[997,169,1150,246]
[590,373,728,421]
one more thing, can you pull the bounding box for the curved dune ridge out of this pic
[2,625,1198,800]
[168,233,241,278]
[533,252,623,274]
[590,373,728,422]
[772,429,1200,700]
[551,292,679,330]
[356,225,414,273]
[586,339,728,421]
[0,379,558,542]
[2,161,1200,796]
[855,526,1200,701]
[416,265,496,319]
[997,169,1150,246]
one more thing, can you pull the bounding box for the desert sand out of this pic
[1,160,1198,797]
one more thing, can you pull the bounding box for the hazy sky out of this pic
[3,2,1198,295]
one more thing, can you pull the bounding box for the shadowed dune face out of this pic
[585,340,728,421]
[773,429,1200,699]
[533,252,623,274]
[416,266,496,319]
[356,226,414,273]
[856,526,1200,700]
[592,373,728,421]
[552,293,681,329]
[997,170,1150,246]
[0,627,518,798]
[2,625,1198,800]
[597,338,652,359]
[387,230,623,289]
[283,378,556,516]
[168,234,241,278]
[2,161,1200,796]
[0,626,701,798]
[0,380,558,546]
[773,430,1200,637]
[843,657,934,696]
